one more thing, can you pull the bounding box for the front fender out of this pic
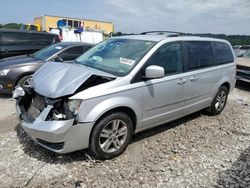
[77,96,142,129]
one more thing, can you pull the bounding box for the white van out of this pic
[14,32,236,159]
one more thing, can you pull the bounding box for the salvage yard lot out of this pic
[0,82,249,187]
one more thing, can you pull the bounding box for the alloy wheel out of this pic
[215,90,227,111]
[99,119,128,153]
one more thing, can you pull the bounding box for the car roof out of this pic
[113,34,229,44]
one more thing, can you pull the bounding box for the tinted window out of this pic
[185,41,213,70]
[30,33,53,45]
[146,43,183,75]
[213,42,234,64]
[59,46,83,61]
[2,32,29,45]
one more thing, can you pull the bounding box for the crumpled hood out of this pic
[32,62,115,98]
[0,55,39,69]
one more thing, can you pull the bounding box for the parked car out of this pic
[0,29,60,59]
[236,50,250,83]
[14,33,236,159]
[0,42,93,94]
[233,45,250,57]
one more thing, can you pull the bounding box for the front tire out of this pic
[17,75,32,88]
[90,112,133,160]
[207,86,229,115]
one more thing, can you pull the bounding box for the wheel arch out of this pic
[15,72,34,86]
[94,106,137,132]
[220,82,230,92]
[88,106,137,150]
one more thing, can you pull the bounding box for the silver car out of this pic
[14,33,236,159]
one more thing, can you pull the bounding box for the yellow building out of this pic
[34,15,114,35]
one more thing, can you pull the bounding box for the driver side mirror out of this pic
[144,65,165,79]
[54,56,63,62]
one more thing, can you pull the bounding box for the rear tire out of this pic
[207,86,229,115]
[90,112,133,160]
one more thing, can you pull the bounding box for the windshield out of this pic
[243,50,250,58]
[32,43,65,61]
[75,38,156,76]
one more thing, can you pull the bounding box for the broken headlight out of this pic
[67,99,82,115]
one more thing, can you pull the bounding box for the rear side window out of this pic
[185,41,214,70]
[213,42,234,64]
[146,42,183,75]
[59,46,84,61]
[2,32,29,45]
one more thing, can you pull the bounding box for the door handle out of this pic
[190,76,198,82]
[177,79,186,85]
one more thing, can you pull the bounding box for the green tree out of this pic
[3,23,22,29]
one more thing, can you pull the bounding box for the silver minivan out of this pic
[14,33,236,159]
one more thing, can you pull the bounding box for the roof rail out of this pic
[141,30,184,36]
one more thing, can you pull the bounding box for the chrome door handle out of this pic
[177,79,186,85]
[190,76,198,82]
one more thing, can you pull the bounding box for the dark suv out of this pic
[0,29,60,59]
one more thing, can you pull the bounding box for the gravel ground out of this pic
[0,82,249,188]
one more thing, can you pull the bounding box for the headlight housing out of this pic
[0,69,11,76]
[67,99,82,115]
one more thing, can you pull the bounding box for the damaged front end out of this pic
[16,87,76,123]
[13,87,93,153]
[13,62,116,153]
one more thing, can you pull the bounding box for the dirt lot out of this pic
[0,82,249,188]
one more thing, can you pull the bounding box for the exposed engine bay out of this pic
[16,75,114,123]
[17,87,74,123]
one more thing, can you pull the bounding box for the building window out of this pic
[68,20,73,27]
[74,20,79,28]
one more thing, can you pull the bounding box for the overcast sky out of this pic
[1,0,250,35]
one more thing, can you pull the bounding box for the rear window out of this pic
[2,32,29,45]
[213,42,234,64]
[185,41,214,70]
